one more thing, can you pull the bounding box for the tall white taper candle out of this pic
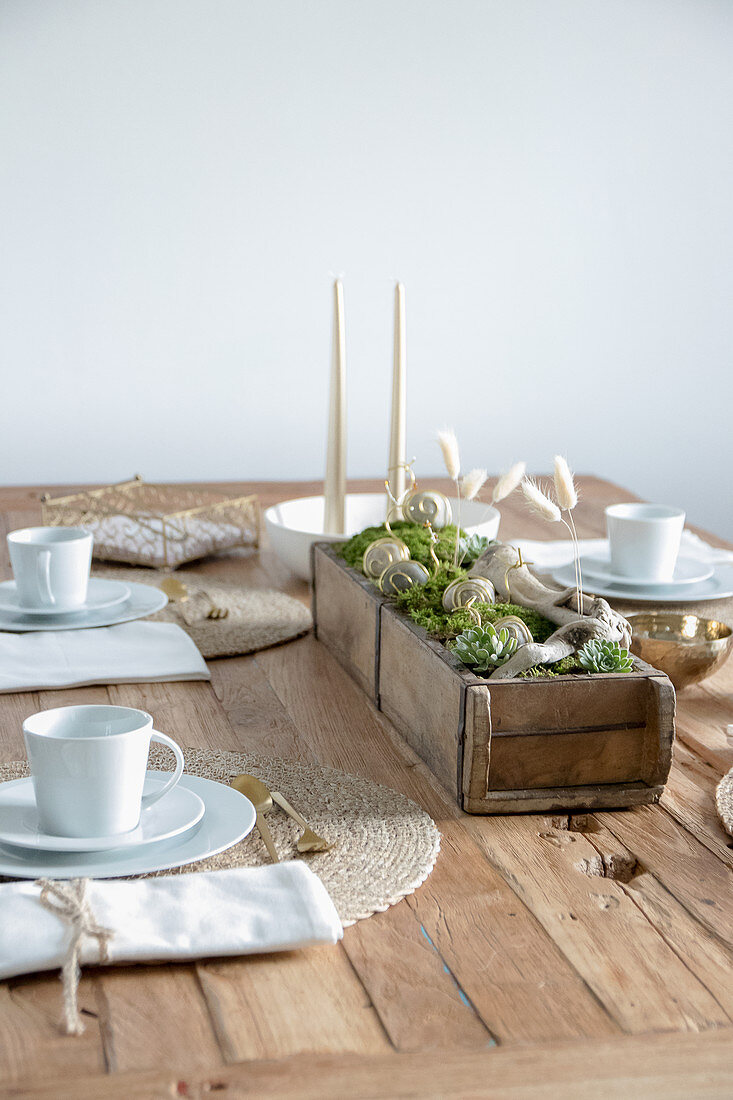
[324,278,346,534]
[387,282,406,510]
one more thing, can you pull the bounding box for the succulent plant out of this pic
[451,623,518,672]
[457,534,492,565]
[577,639,634,674]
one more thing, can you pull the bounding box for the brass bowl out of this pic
[627,612,733,690]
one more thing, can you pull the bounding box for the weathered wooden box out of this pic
[312,544,676,814]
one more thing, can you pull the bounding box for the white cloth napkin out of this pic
[0,864,343,981]
[0,621,210,693]
[513,530,733,572]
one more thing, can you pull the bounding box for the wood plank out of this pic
[313,548,383,700]
[465,782,663,815]
[196,945,391,1062]
[596,803,733,947]
[3,1028,733,1100]
[378,610,465,796]
[467,813,729,1032]
[672,676,733,775]
[662,740,733,867]
[488,727,646,790]
[209,654,318,762]
[580,818,733,1016]
[0,974,106,1084]
[487,675,649,735]
[340,900,496,1051]
[95,966,223,1074]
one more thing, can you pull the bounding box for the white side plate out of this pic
[0,578,131,615]
[0,581,167,632]
[552,563,733,604]
[0,772,256,878]
[0,775,204,853]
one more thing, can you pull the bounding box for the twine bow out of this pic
[36,878,114,1035]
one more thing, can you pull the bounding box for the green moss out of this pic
[337,521,580,675]
[393,568,556,644]
[339,522,463,571]
[519,656,584,679]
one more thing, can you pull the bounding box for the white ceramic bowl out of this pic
[264,492,501,581]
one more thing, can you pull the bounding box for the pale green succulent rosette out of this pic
[451,623,519,672]
[577,639,634,673]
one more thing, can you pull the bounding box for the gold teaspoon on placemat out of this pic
[159,577,229,620]
[231,774,331,855]
[230,774,280,863]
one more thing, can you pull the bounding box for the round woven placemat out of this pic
[92,566,312,659]
[715,768,733,838]
[0,748,441,926]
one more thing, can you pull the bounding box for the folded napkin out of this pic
[0,864,342,1034]
[0,864,342,983]
[0,621,210,693]
[513,530,733,572]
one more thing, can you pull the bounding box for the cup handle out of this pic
[36,549,55,605]
[142,731,184,810]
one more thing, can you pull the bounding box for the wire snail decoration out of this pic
[441,576,497,612]
[492,615,533,646]
[362,537,411,581]
[378,560,430,596]
[401,488,452,529]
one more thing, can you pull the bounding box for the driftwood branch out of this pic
[470,543,632,680]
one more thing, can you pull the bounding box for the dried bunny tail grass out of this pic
[521,477,562,523]
[460,467,488,501]
[491,461,526,504]
[553,455,578,511]
[437,429,461,481]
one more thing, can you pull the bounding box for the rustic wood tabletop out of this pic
[0,477,731,1100]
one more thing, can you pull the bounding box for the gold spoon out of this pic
[230,774,280,863]
[160,576,229,619]
[159,576,189,603]
[231,774,331,855]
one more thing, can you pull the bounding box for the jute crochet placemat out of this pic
[0,747,441,926]
[715,768,733,838]
[92,567,312,659]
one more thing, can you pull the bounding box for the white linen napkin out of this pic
[0,864,343,981]
[0,621,210,693]
[512,530,733,572]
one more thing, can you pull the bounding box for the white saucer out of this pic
[0,771,256,878]
[580,554,713,588]
[552,562,733,604]
[0,581,168,632]
[0,774,205,853]
[0,578,131,617]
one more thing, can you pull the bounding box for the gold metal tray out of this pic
[41,476,259,569]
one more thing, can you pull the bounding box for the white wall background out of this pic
[1,0,732,535]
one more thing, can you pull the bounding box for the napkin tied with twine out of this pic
[0,865,343,1035]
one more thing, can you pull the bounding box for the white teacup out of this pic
[8,526,93,611]
[606,503,685,583]
[22,705,185,838]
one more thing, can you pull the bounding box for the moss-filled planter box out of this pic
[312,543,675,814]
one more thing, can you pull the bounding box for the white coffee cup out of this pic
[605,503,685,583]
[8,526,93,611]
[22,705,185,838]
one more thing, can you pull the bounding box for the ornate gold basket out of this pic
[41,477,259,569]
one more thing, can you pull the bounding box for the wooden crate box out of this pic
[312,543,675,814]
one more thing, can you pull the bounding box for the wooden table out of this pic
[0,478,731,1100]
